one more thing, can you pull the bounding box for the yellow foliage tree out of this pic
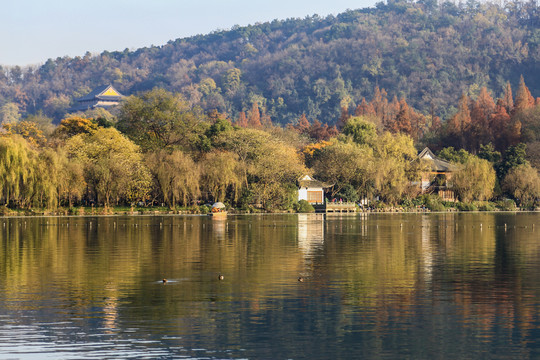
[200,151,243,203]
[503,164,540,206]
[146,149,200,207]
[452,156,496,202]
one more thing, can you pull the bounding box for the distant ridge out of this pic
[0,0,538,124]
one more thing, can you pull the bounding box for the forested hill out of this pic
[0,0,539,124]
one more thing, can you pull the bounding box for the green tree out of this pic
[498,143,528,179]
[206,117,234,141]
[478,143,501,164]
[42,94,71,120]
[437,147,470,164]
[341,116,378,145]
[216,128,273,186]
[117,88,208,152]
[80,107,116,124]
[198,78,218,96]
[336,184,360,203]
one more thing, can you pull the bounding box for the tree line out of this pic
[1,87,539,212]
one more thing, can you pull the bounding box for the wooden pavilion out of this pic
[417,147,460,201]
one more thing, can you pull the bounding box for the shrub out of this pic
[295,200,315,213]
[457,202,477,211]
[428,201,446,212]
[67,207,80,215]
[496,199,517,211]
[199,205,211,214]
[400,198,414,209]
[415,194,446,212]
[477,202,496,211]
[336,184,359,203]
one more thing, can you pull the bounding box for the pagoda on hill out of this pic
[70,84,124,112]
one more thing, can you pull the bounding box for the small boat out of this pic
[209,202,227,219]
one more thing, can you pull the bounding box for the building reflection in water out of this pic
[297,214,325,257]
[212,219,226,241]
[102,284,119,334]
[421,214,434,283]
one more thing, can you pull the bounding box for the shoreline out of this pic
[0,208,538,218]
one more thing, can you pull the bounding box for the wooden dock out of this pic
[324,202,357,213]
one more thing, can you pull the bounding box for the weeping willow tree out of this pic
[56,147,86,207]
[453,156,496,202]
[146,149,200,208]
[0,135,35,207]
[31,148,60,209]
[200,150,243,203]
[216,128,306,209]
[65,128,152,207]
[371,132,420,204]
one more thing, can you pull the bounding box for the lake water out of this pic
[0,213,539,359]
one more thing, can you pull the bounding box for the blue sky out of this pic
[1,0,376,66]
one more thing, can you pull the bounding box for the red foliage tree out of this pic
[293,113,310,133]
[247,102,262,128]
[513,75,535,113]
[470,87,496,149]
[446,93,472,149]
[236,111,248,127]
[502,81,514,114]
[354,98,375,116]
[490,100,512,150]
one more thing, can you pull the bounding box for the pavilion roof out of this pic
[75,84,124,102]
[298,175,333,188]
[418,147,460,172]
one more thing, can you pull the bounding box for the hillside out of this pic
[0,0,538,124]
